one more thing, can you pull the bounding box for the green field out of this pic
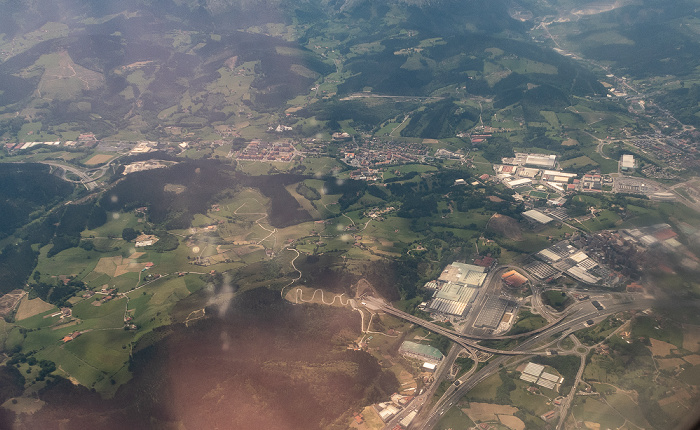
[631,316,683,348]
[560,155,597,171]
[508,310,548,335]
[382,163,438,180]
[571,397,625,429]
[529,190,548,199]
[581,210,621,231]
[510,380,551,415]
[542,290,572,312]
[464,372,502,401]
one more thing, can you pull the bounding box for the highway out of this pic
[366,297,561,356]
[555,334,588,430]
[38,161,101,190]
[411,296,657,430]
[378,264,563,429]
[371,299,566,341]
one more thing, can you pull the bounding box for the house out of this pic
[541,410,556,421]
[62,331,81,343]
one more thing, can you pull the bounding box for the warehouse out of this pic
[522,209,554,224]
[399,341,444,364]
[427,262,488,316]
[501,270,529,288]
[621,154,635,171]
[474,295,513,329]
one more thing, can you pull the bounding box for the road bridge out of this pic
[39,161,99,190]
[376,300,566,341]
[364,299,553,356]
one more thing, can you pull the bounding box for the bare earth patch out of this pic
[85,154,113,165]
[164,183,187,194]
[682,324,700,353]
[93,256,122,276]
[353,278,379,298]
[649,338,676,357]
[463,402,518,422]
[114,262,146,277]
[15,296,55,321]
[230,245,262,256]
[487,214,523,241]
[0,289,25,317]
[683,355,700,365]
[95,256,144,277]
[499,414,525,430]
[658,388,692,407]
[349,405,383,430]
[657,358,686,370]
[285,286,350,307]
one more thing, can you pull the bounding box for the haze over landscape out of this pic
[1,0,700,429]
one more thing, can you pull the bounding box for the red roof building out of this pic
[474,256,496,268]
[501,270,529,288]
[652,228,677,241]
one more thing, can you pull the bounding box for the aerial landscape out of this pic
[1,0,700,429]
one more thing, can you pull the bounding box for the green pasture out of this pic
[15,308,61,329]
[581,210,621,231]
[560,155,597,170]
[435,406,475,430]
[508,310,548,334]
[382,163,438,180]
[34,246,102,281]
[464,372,502,401]
[499,58,557,75]
[301,157,344,175]
[510,380,551,415]
[631,316,683,348]
[571,397,625,429]
[82,212,140,238]
[540,111,560,129]
[71,298,127,330]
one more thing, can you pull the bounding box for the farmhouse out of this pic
[62,331,81,343]
[135,234,159,247]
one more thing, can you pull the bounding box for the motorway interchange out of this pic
[362,272,657,430]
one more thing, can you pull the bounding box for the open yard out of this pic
[84,154,114,165]
[462,402,518,423]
